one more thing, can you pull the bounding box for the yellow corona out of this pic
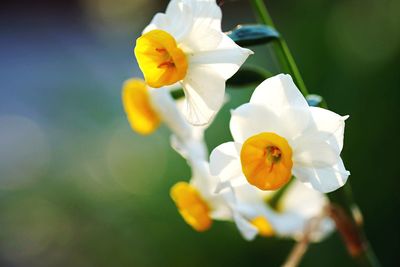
[251,216,275,237]
[135,30,188,88]
[170,182,212,232]
[240,132,293,190]
[122,79,161,135]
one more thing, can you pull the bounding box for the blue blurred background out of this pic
[0,0,399,266]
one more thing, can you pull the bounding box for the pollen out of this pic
[240,132,293,190]
[135,30,188,88]
[122,79,161,135]
[170,182,212,232]
[251,216,275,237]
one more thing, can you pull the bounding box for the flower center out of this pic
[170,182,212,232]
[240,132,293,190]
[250,216,275,237]
[266,145,282,162]
[122,79,161,135]
[135,30,188,88]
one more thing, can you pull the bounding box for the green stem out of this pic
[267,177,293,211]
[249,0,308,96]
[249,0,380,266]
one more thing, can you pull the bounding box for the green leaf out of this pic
[227,65,272,87]
[227,24,280,47]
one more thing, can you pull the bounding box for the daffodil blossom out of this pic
[209,74,350,193]
[122,78,231,231]
[122,78,198,138]
[170,159,235,232]
[221,178,334,241]
[168,129,253,239]
[134,0,253,125]
[168,112,252,233]
[170,142,261,238]
[171,132,333,241]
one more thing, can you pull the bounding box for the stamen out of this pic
[266,146,282,163]
[157,60,175,69]
[155,48,167,53]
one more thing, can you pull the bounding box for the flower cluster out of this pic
[122,0,349,242]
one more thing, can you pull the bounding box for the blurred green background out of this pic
[0,0,399,266]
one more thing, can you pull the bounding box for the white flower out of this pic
[225,179,334,241]
[209,74,350,193]
[135,0,253,125]
[170,131,233,232]
[170,158,234,232]
[168,108,333,241]
[122,78,204,142]
[167,105,240,232]
[171,132,334,240]
[122,78,230,231]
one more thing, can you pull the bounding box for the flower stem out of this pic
[249,0,381,266]
[249,0,308,96]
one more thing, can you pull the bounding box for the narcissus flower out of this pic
[135,0,253,125]
[223,179,334,241]
[122,78,195,138]
[169,119,332,241]
[210,74,350,193]
[170,159,232,232]
[169,121,234,232]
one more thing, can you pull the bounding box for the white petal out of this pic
[270,213,305,237]
[309,218,335,242]
[188,160,232,221]
[232,211,258,241]
[209,142,243,183]
[308,107,348,151]
[175,98,208,139]
[143,13,169,33]
[149,88,191,139]
[189,35,253,80]
[292,137,341,168]
[182,65,225,125]
[143,0,193,40]
[190,160,219,199]
[144,0,223,48]
[209,187,235,221]
[189,161,217,199]
[233,184,267,208]
[280,180,327,217]
[279,107,311,140]
[210,186,235,221]
[170,135,208,162]
[229,103,289,143]
[210,205,232,221]
[235,201,304,238]
[183,0,222,31]
[178,0,224,51]
[250,74,309,115]
[293,158,350,193]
